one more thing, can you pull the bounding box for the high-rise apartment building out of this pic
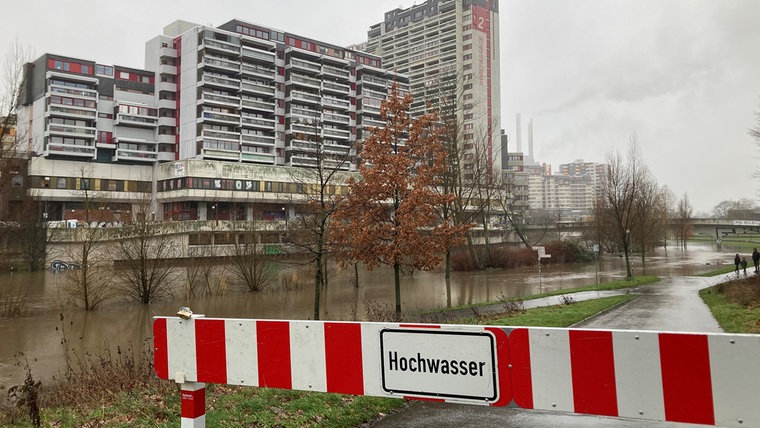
[366,0,501,172]
[16,20,408,222]
[145,19,407,171]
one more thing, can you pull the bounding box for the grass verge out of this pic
[461,295,635,327]
[699,274,760,334]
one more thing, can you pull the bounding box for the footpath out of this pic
[371,273,730,428]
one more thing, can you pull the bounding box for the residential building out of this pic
[366,0,501,173]
[16,20,408,223]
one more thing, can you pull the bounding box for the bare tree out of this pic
[286,113,354,319]
[632,178,668,262]
[114,195,176,304]
[184,246,225,297]
[0,41,33,221]
[675,193,693,251]
[226,224,276,292]
[598,138,649,278]
[61,166,114,310]
[712,199,757,220]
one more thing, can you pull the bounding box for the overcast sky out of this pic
[3,0,759,214]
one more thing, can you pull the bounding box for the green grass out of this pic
[697,265,737,277]
[699,283,760,334]
[431,275,657,313]
[464,295,635,327]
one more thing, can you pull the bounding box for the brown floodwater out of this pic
[0,243,733,389]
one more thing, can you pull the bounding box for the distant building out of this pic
[366,0,502,173]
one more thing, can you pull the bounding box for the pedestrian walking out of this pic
[735,253,741,274]
[752,248,759,273]
[742,257,748,276]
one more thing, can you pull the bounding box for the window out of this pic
[57,177,67,189]
[463,44,472,51]
[11,176,23,188]
[80,178,90,190]
[119,71,130,80]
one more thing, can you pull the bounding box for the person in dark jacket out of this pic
[752,248,759,273]
[734,253,741,274]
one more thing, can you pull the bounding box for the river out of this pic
[0,243,733,390]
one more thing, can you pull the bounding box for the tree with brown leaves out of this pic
[333,85,467,314]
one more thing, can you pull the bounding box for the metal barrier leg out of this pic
[180,381,206,428]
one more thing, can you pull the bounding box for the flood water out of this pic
[0,243,733,389]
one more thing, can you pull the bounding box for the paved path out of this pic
[371,274,730,428]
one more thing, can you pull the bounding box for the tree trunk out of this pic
[394,262,401,314]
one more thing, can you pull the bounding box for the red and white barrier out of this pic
[153,316,760,427]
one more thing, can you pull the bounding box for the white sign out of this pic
[380,329,498,402]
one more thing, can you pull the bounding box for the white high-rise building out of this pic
[366,0,501,173]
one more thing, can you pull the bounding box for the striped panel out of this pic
[153,317,168,380]
[167,318,199,382]
[612,331,665,421]
[659,333,714,425]
[195,319,227,384]
[257,320,292,389]
[325,322,364,395]
[508,328,533,409]
[289,321,326,392]
[528,328,574,413]
[484,327,511,407]
[225,319,259,386]
[708,335,760,427]
[569,330,617,416]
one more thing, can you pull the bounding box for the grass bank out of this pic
[700,274,760,334]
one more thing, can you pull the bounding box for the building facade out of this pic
[16,20,407,223]
[366,0,501,173]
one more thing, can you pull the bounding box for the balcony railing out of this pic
[46,124,97,137]
[115,113,159,128]
[48,105,97,119]
[240,81,275,96]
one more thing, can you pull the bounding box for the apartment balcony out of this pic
[200,74,240,90]
[158,134,176,145]
[322,112,350,125]
[241,150,276,164]
[201,128,240,142]
[158,99,176,110]
[322,96,350,110]
[201,38,241,56]
[240,98,275,113]
[289,155,319,168]
[200,56,240,74]
[322,127,350,139]
[157,151,175,162]
[113,137,159,163]
[241,46,275,63]
[159,46,177,59]
[240,116,275,131]
[360,88,388,100]
[288,58,321,74]
[240,81,275,97]
[159,63,177,75]
[199,92,240,108]
[158,116,176,127]
[289,90,321,105]
[358,75,387,89]
[321,65,349,80]
[46,105,97,120]
[44,141,97,159]
[241,63,275,80]
[158,81,177,93]
[45,123,97,139]
[199,110,240,126]
[288,74,321,90]
[48,84,98,100]
[241,133,275,145]
[321,81,350,95]
[114,113,159,128]
[361,117,385,128]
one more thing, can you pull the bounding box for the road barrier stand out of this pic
[154,315,760,427]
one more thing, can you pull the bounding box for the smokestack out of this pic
[528,118,534,160]
[515,113,522,152]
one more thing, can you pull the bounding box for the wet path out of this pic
[371,274,729,428]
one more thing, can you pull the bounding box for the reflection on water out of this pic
[0,244,730,387]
